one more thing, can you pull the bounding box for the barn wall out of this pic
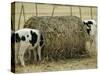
[11,2,97,31]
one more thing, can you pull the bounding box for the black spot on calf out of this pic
[40,34,44,46]
[88,21,93,24]
[29,31,38,46]
[15,33,20,42]
[87,29,91,35]
[21,36,26,41]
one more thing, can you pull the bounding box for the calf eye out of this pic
[27,35,29,37]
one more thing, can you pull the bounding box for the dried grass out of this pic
[24,16,89,61]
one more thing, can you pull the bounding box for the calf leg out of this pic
[15,50,19,64]
[18,50,26,67]
[37,46,42,61]
[19,55,25,67]
[15,43,20,65]
[18,43,28,67]
[33,49,37,62]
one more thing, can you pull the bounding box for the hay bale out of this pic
[24,16,89,60]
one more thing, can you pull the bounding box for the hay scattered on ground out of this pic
[15,56,97,73]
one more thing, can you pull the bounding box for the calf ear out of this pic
[88,21,93,24]
[83,21,86,25]
[15,33,20,42]
[30,30,33,35]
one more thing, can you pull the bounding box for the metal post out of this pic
[51,5,56,17]
[35,3,38,16]
[18,3,26,29]
[90,7,93,19]
[11,16,14,31]
[79,6,82,19]
[70,6,72,16]
[18,4,23,29]
[22,3,26,24]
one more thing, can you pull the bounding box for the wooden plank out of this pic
[13,1,97,8]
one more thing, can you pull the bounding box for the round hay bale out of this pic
[24,16,89,61]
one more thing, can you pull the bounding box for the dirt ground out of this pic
[15,55,97,73]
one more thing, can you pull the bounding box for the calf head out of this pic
[83,21,93,35]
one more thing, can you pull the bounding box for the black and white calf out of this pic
[83,19,96,36]
[11,28,44,66]
[83,20,97,51]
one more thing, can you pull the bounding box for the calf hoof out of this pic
[21,64,25,67]
[33,61,38,65]
[37,60,41,65]
[21,63,25,67]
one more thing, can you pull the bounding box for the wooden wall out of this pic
[11,2,97,30]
